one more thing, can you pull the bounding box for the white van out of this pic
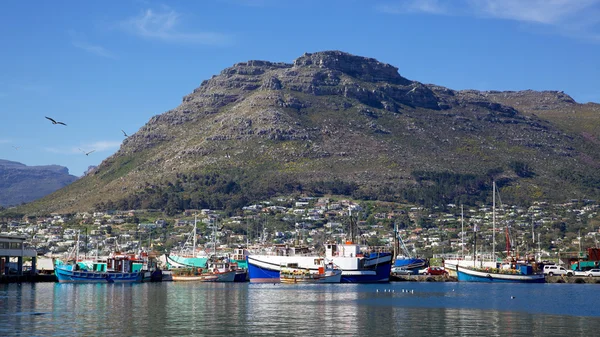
[543,265,573,276]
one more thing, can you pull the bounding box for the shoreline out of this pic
[3,274,599,284]
[390,274,600,283]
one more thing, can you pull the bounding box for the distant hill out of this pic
[0,160,78,207]
[10,51,600,215]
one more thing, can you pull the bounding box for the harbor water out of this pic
[1,282,599,336]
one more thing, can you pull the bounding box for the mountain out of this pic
[0,160,78,207]
[10,51,600,215]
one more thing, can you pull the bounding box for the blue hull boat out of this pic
[55,264,143,283]
[247,242,392,283]
[456,265,545,283]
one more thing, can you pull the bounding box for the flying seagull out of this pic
[121,130,129,137]
[45,116,67,126]
[79,148,95,156]
[12,146,20,150]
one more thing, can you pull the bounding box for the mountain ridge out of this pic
[9,50,600,215]
[0,160,78,207]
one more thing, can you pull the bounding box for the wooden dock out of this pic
[0,274,57,284]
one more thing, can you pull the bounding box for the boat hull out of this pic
[55,266,143,284]
[165,254,208,268]
[234,270,249,282]
[247,254,392,283]
[171,270,237,282]
[456,266,545,283]
[280,270,342,284]
[393,258,427,271]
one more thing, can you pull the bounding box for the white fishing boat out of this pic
[453,181,545,283]
[280,259,342,284]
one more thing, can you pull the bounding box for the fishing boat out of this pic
[171,261,237,282]
[171,268,220,282]
[454,181,545,283]
[456,264,545,283]
[55,256,144,284]
[54,231,144,284]
[280,259,342,283]
[172,252,239,282]
[248,211,392,283]
[228,247,249,282]
[248,242,391,283]
[392,222,427,274]
[163,214,209,269]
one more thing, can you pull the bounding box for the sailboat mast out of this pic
[492,181,496,259]
[213,217,217,253]
[461,204,464,259]
[193,213,197,256]
[393,222,398,259]
[75,230,80,262]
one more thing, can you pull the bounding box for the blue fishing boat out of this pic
[456,264,545,283]
[54,231,143,283]
[54,258,144,283]
[392,223,427,274]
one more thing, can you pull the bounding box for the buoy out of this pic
[411,290,414,294]
[376,289,379,293]
[511,296,515,299]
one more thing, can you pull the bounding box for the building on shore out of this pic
[1,234,38,276]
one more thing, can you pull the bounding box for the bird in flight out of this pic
[79,148,95,156]
[45,116,67,126]
[12,146,20,150]
[121,130,129,137]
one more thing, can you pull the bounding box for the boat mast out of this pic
[75,230,80,262]
[393,221,398,259]
[537,233,541,261]
[213,217,217,254]
[492,181,496,259]
[505,226,511,258]
[193,213,197,257]
[461,204,465,259]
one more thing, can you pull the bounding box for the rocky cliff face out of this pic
[13,51,600,214]
[0,160,78,207]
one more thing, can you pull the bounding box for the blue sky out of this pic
[1,0,600,177]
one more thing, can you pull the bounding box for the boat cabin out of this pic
[326,242,360,258]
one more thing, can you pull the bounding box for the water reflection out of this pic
[2,282,600,336]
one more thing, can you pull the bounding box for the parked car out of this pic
[391,267,413,275]
[583,269,600,277]
[419,267,448,276]
[543,265,573,276]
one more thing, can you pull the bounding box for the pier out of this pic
[0,234,43,283]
